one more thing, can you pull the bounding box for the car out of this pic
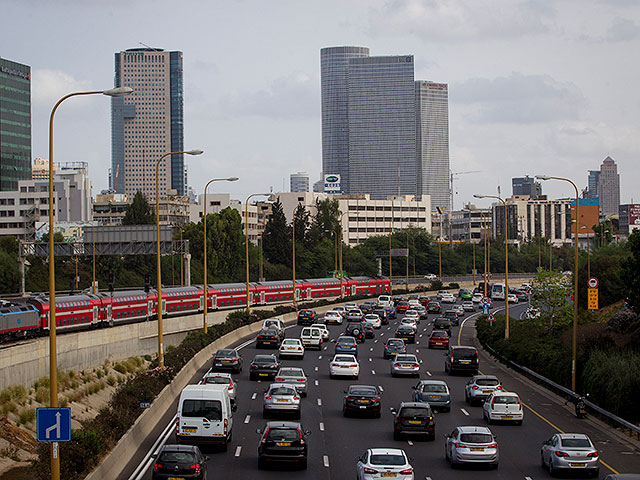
[445,346,479,375]
[383,338,407,359]
[346,309,365,322]
[275,367,308,397]
[507,293,519,304]
[464,375,502,405]
[335,335,358,357]
[211,349,243,373]
[343,384,382,417]
[516,290,528,302]
[400,317,418,331]
[362,322,375,339]
[256,328,283,348]
[441,293,456,303]
[200,371,237,406]
[299,326,323,350]
[520,283,531,290]
[311,323,330,341]
[385,305,397,319]
[419,296,431,306]
[392,296,405,306]
[263,383,301,419]
[445,425,499,469]
[541,433,599,477]
[472,293,483,304]
[408,299,421,309]
[396,301,410,313]
[249,354,281,380]
[329,354,359,379]
[483,391,523,425]
[443,310,459,326]
[428,330,450,349]
[462,301,475,312]
[262,318,285,337]
[372,307,389,325]
[296,309,317,326]
[413,304,427,315]
[458,288,473,300]
[525,306,541,319]
[411,379,451,411]
[279,339,305,359]
[393,402,435,440]
[436,290,449,300]
[360,304,374,315]
[344,322,366,343]
[364,314,381,329]
[345,302,359,310]
[356,448,414,480]
[152,444,207,480]
[427,301,441,314]
[257,421,309,469]
[333,306,347,318]
[377,295,393,307]
[323,310,343,325]
[452,304,464,316]
[424,273,438,281]
[395,325,416,344]
[433,318,452,335]
[404,310,420,322]
[391,354,420,377]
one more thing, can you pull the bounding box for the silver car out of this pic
[274,367,308,397]
[391,354,420,377]
[263,383,301,419]
[411,380,451,412]
[464,375,502,405]
[445,425,499,468]
[541,433,599,477]
[201,371,237,404]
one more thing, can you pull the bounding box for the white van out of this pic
[300,326,323,350]
[262,318,285,335]
[377,295,392,307]
[176,384,233,450]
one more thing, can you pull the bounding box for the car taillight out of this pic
[476,350,479,362]
[153,463,162,472]
[487,442,498,449]
[472,386,479,390]
[400,468,413,474]
[261,427,269,444]
[555,450,569,457]
[394,363,400,368]
[228,384,234,391]
[346,396,354,401]
[373,397,381,403]
[265,395,272,400]
[190,463,201,473]
[496,386,503,390]
[587,452,599,457]
[293,395,300,401]
[331,363,338,367]
[454,443,465,448]
[491,397,496,408]
[350,364,358,367]
[363,467,378,474]
[412,363,419,368]
[276,378,284,382]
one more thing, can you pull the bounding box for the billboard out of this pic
[630,204,640,227]
[391,248,409,257]
[324,174,341,194]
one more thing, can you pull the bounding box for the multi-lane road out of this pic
[123,295,640,480]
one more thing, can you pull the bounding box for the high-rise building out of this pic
[416,81,449,210]
[347,55,416,199]
[512,176,542,199]
[320,46,370,192]
[585,170,600,199]
[111,48,185,200]
[0,57,31,191]
[290,172,310,192]
[598,156,620,216]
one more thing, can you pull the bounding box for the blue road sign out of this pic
[37,407,71,442]
[482,304,490,315]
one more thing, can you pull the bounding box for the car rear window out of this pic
[492,395,518,404]
[338,337,356,344]
[431,331,447,338]
[435,319,450,326]
[460,433,493,444]
[399,407,431,418]
[349,386,377,395]
[266,428,299,442]
[203,376,230,385]
[454,348,477,359]
[279,368,303,376]
[370,454,405,465]
[334,355,355,362]
[158,451,197,463]
[395,355,415,362]
[254,356,276,363]
[182,399,222,420]
[387,339,404,346]
[561,438,591,448]
[282,339,298,345]
[270,386,296,396]
[476,378,499,386]
[420,383,447,393]
[216,349,235,357]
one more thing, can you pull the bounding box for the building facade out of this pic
[189,193,260,243]
[512,176,542,199]
[585,170,600,199]
[112,48,185,200]
[598,156,620,217]
[449,206,493,243]
[290,172,310,192]
[0,57,31,191]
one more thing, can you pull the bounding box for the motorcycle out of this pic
[575,394,588,419]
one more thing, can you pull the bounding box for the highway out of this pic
[123,295,640,480]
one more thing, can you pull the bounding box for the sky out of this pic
[2,0,639,211]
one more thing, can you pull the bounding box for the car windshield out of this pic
[266,428,299,442]
[460,433,493,444]
[492,395,518,404]
[270,386,296,396]
[435,320,449,326]
[420,383,447,393]
[349,386,377,395]
[254,356,276,363]
[203,376,230,385]
[476,378,499,386]
[158,451,197,463]
[182,399,222,421]
[279,368,303,376]
[216,349,236,357]
[334,356,354,362]
[370,454,405,466]
[395,355,415,362]
[561,438,592,448]
[400,407,430,417]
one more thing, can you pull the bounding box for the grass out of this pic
[17,407,36,426]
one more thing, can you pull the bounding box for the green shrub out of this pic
[18,407,36,425]
[448,282,460,289]
[106,375,116,387]
[430,280,443,290]
[0,384,27,404]
[113,362,127,374]
[35,386,49,404]
[1,401,17,414]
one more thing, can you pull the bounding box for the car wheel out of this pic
[343,407,348,417]
[516,419,523,426]
[465,391,470,403]
[354,375,359,380]
[330,374,335,379]
[221,441,228,453]
[374,410,381,419]
[300,459,308,470]
[491,462,498,470]
[429,432,436,441]
[294,410,301,420]
[549,460,556,477]
[393,430,401,441]
[250,373,256,381]
[540,453,546,469]
[258,458,267,470]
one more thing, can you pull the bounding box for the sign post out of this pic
[587,277,599,310]
[487,313,495,323]
[37,408,71,444]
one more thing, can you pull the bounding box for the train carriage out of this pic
[28,294,102,332]
[0,303,40,339]
[101,290,153,326]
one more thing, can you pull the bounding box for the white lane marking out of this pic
[419,334,423,338]
[416,349,419,353]
[251,392,257,400]
[416,341,420,345]
[315,366,319,372]
[319,422,325,431]
[461,408,470,416]
[387,327,391,330]
[244,415,250,424]
[318,355,322,359]
[369,357,372,362]
[314,380,319,386]
[378,386,384,392]
[407,440,414,446]
[426,477,433,480]
[234,446,242,457]
[426,371,432,376]
[525,477,533,480]
[372,370,376,375]
[323,455,330,467]
[370,347,374,351]
[374,339,378,343]
[317,398,322,406]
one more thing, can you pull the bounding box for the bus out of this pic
[491,283,506,300]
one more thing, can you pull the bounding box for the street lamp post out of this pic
[474,194,510,338]
[47,86,132,480]
[156,149,203,368]
[466,206,488,296]
[202,177,239,333]
[339,211,347,297]
[245,194,270,313]
[292,210,297,310]
[536,175,580,392]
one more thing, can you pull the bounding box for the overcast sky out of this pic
[3,0,639,210]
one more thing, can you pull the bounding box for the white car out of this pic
[363,314,381,329]
[345,303,359,311]
[424,274,438,281]
[400,317,417,331]
[441,293,456,303]
[300,326,323,350]
[356,448,414,480]
[311,323,330,341]
[404,310,420,321]
[507,293,519,304]
[329,354,359,379]
[324,310,343,324]
[408,299,421,308]
[472,293,483,304]
[482,391,523,425]
[525,307,541,319]
[279,338,305,359]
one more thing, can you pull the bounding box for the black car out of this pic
[393,402,436,441]
[433,318,452,335]
[257,421,309,470]
[211,349,243,373]
[343,385,382,417]
[445,345,479,375]
[360,304,374,315]
[443,310,459,326]
[427,301,441,314]
[516,290,528,302]
[362,322,375,339]
[344,322,365,343]
[249,354,281,380]
[297,309,317,326]
[392,296,405,306]
[256,328,283,348]
[383,338,407,359]
[394,325,416,344]
[372,307,389,325]
[152,444,207,480]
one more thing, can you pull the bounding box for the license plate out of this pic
[358,399,368,403]
[401,364,411,368]
[259,373,268,376]
[277,399,288,403]
[341,365,349,368]
[183,428,196,433]
[381,473,397,478]
[470,447,484,451]
[460,360,471,364]
[503,415,512,419]
[276,442,291,446]
[222,360,231,363]
[430,395,441,399]
[483,390,492,394]
[263,341,272,344]
[571,463,586,467]
[408,420,422,424]
[169,477,185,480]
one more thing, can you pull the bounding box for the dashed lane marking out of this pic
[314,380,319,386]
[426,371,432,376]
[251,393,257,400]
[370,347,374,351]
[372,370,376,375]
[407,440,414,446]
[317,398,322,406]
[369,358,372,362]
[318,355,322,359]
[319,422,325,431]
[315,366,319,372]
[244,415,250,424]
[323,455,330,468]
[378,386,384,392]
[461,408,470,416]
[234,446,242,457]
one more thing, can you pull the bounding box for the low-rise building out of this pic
[189,193,260,243]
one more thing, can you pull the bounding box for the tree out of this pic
[622,230,640,312]
[308,198,340,245]
[262,198,291,267]
[293,203,310,245]
[122,191,154,225]
[530,269,573,328]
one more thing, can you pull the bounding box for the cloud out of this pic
[217,71,318,119]
[605,17,640,41]
[368,0,555,42]
[31,69,94,108]
[453,72,586,124]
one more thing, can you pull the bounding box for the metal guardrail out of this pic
[482,343,640,439]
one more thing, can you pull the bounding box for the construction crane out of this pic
[448,170,482,244]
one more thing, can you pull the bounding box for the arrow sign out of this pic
[482,304,490,315]
[487,313,496,322]
[37,408,71,443]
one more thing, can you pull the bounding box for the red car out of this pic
[428,330,450,349]
[396,301,410,313]
[419,296,430,307]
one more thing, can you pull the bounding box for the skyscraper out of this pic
[347,55,416,198]
[111,48,184,200]
[290,172,310,192]
[320,46,370,191]
[585,170,600,199]
[598,156,620,216]
[0,57,31,191]
[512,176,542,199]
[416,81,450,209]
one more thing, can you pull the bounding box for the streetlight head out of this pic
[535,175,551,181]
[185,149,204,156]
[103,87,134,97]
[226,177,239,182]
[473,194,484,199]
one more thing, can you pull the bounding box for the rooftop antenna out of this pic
[139,42,161,51]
